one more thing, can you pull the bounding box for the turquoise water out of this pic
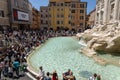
[97,51,120,64]
[28,37,120,80]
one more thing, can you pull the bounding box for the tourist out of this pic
[0,28,76,79]
[63,69,72,80]
[70,72,76,80]
[38,66,45,80]
[0,60,4,79]
[8,64,13,78]
[44,72,51,80]
[20,59,27,72]
[3,60,9,77]
[51,70,58,80]
[13,59,20,78]
[97,75,101,80]
[88,73,97,80]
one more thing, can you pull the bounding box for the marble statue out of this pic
[77,22,120,54]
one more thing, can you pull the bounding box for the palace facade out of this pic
[40,0,87,31]
[96,0,120,25]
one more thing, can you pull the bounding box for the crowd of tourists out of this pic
[0,28,76,79]
[37,66,101,80]
[37,66,76,80]
[0,28,101,80]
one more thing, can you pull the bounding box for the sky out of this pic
[29,0,96,14]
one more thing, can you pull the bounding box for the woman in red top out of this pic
[52,70,58,80]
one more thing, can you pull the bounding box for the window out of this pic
[50,2,56,6]
[41,20,43,24]
[65,3,67,6]
[23,0,28,9]
[80,10,84,13]
[68,21,71,24]
[57,21,60,24]
[41,14,43,18]
[71,10,75,13]
[80,16,84,20]
[72,4,75,8]
[14,0,18,7]
[80,23,83,26]
[57,3,60,6]
[57,14,59,18]
[80,4,84,8]
[61,14,64,18]
[65,2,70,6]
[61,3,63,6]
[0,10,4,17]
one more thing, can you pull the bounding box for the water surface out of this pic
[28,37,120,80]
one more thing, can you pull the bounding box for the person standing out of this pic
[13,59,20,78]
[38,66,45,80]
[44,72,51,80]
[0,61,4,79]
[8,64,13,78]
[63,69,72,80]
[3,61,9,77]
[97,75,101,80]
[52,70,58,80]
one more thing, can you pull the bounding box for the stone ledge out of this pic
[80,48,107,65]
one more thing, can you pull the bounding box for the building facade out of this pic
[96,0,120,26]
[31,8,40,29]
[71,1,87,32]
[49,0,71,30]
[8,0,32,30]
[40,6,49,29]
[0,0,10,30]
[48,0,87,31]
[86,9,96,29]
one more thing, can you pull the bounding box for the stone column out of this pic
[114,0,119,21]
[103,0,109,24]
[95,5,98,26]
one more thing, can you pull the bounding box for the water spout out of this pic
[79,38,87,47]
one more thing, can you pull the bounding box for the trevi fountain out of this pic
[27,0,120,80]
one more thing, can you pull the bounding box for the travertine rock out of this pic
[77,22,120,53]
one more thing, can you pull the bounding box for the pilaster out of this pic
[103,0,109,24]
[113,0,119,21]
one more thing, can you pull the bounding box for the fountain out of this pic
[27,37,120,80]
[76,22,120,53]
[79,38,87,47]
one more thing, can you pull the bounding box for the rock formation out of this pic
[77,22,120,53]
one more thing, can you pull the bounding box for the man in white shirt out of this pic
[38,66,45,80]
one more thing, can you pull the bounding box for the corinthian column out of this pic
[114,0,119,21]
[103,0,109,24]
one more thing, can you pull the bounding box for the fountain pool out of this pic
[28,37,120,80]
